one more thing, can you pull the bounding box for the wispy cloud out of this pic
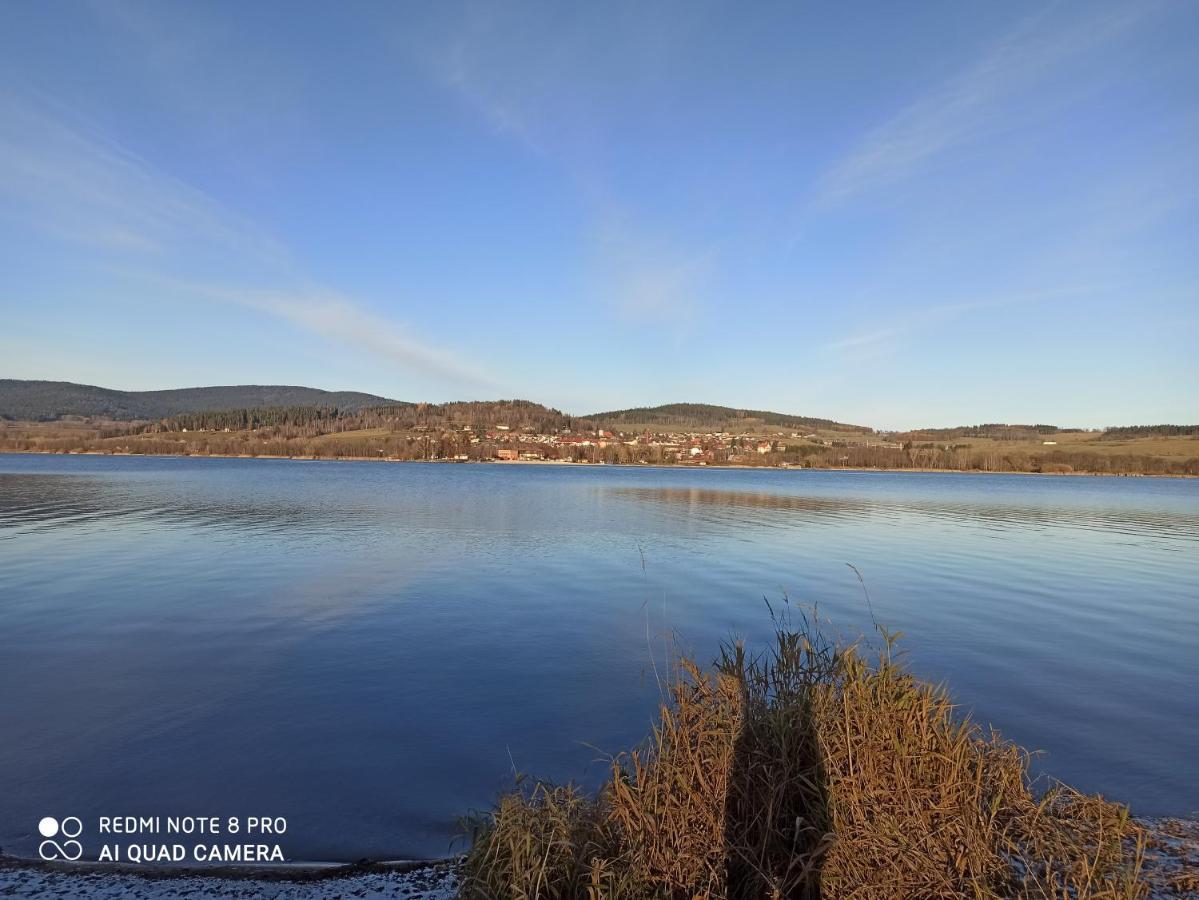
[823,285,1107,356]
[84,0,307,163]
[615,256,709,323]
[436,23,546,156]
[410,8,715,333]
[814,4,1155,206]
[591,218,712,331]
[594,213,716,337]
[0,94,288,260]
[0,91,488,387]
[824,328,899,353]
[144,278,493,387]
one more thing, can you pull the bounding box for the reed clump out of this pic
[461,612,1146,899]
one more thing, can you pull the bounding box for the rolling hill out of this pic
[585,403,871,433]
[2,383,875,432]
[0,380,402,421]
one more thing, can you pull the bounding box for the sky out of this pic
[1,1,1196,429]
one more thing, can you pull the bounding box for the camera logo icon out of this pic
[38,816,83,861]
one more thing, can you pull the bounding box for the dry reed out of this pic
[460,610,1146,899]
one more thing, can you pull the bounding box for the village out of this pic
[432,423,905,466]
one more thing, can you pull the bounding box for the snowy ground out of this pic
[1,819,1194,898]
[0,859,460,899]
[1140,817,1199,898]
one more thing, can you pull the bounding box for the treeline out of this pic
[1101,424,1199,439]
[407,400,579,432]
[0,379,399,420]
[143,405,345,433]
[769,445,1198,476]
[587,403,869,433]
[896,424,1080,441]
[141,400,579,437]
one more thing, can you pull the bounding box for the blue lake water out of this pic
[1,454,1197,861]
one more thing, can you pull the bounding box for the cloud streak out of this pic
[823,285,1108,356]
[412,9,716,334]
[0,91,488,387]
[814,4,1155,206]
[589,216,712,333]
[0,94,288,260]
[146,278,494,388]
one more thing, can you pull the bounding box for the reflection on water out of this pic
[0,473,389,535]
[607,486,875,522]
[1,455,1197,860]
[608,484,1199,544]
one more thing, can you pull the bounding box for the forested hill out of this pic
[894,423,1199,441]
[585,403,871,433]
[893,424,1077,441]
[152,399,576,434]
[0,380,401,421]
[1100,424,1199,439]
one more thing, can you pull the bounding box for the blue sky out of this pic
[1,1,1195,428]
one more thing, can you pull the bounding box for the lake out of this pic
[1,454,1196,861]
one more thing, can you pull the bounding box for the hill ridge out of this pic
[585,402,870,433]
[1,381,869,431]
[0,379,402,421]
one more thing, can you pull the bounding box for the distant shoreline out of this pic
[0,447,1191,478]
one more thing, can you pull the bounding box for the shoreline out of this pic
[0,447,1191,479]
[0,853,458,882]
[1,818,1194,898]
[0,855,460,899]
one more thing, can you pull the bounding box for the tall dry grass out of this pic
[460,609,1145,899]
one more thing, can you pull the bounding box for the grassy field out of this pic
[308,427,395,443]
[943,430,1199,461]
[597,422,1199,462]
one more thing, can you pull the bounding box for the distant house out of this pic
[496,424,510,431]
[1042,440,1058,445]
[495,448,518,460]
